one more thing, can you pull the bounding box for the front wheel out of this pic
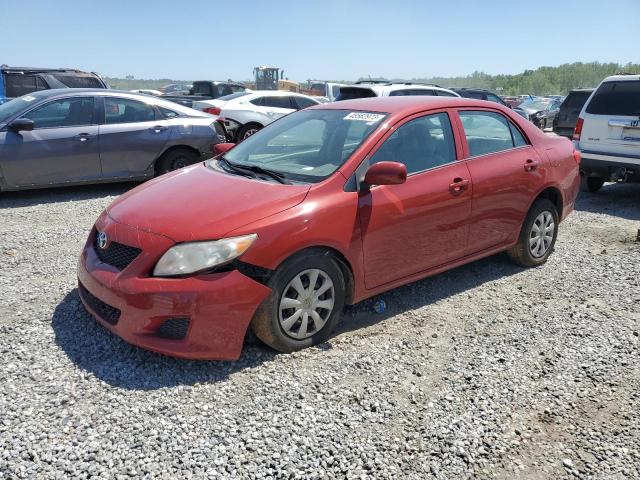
[508,198,559,267]
[251,251,346,353]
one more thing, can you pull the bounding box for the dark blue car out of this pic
[0,65,108,105]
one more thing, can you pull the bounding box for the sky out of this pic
[1,0,638,82]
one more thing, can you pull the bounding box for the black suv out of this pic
[451,88,509,106]
[552,88,594,138]
[0,65,108,104]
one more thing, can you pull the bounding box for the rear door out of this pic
[580,79,640,157]
[97,97,171,178]
[359,110,472,288]
[455,109,546,254]
[0,96,101,187]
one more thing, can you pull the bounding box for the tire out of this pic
[156,148,200,175]
[250,251,346,353]
[237,123,262,142]
[507,198,559,267]
[580,175,605,193]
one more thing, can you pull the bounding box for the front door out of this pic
[456,109,546,254]
[0,96,101,187]
[359,111,472,289]
[98,97,171,178]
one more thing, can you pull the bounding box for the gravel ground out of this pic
[0,181,638,479]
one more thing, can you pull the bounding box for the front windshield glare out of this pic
[221,110,387,182]
[0,97,35,123]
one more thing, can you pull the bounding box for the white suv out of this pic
[574,74,640,192]
[335,82,460,101]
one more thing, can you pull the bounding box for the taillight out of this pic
[203,107,221,115]
[572,149,581,165]
[572,117,583,141]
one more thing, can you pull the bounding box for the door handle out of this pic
[524,159,538,172]
[449,177,469,195]
[76,133,91,142]
[150,125,168,133]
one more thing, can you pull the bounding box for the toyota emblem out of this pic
[97,231,108,250]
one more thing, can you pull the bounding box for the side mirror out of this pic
[9,118,35,132]
[364,161,407,186]
[213,142,236,155]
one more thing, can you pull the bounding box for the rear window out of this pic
[5,75,48,97]
[562,91,592,109]
[52,74,104,89]
[335,87,376,101]
[458,91,484,100]
[586,81,640,116]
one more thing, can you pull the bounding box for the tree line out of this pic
[360,62,640,95]
[105,62,640,95]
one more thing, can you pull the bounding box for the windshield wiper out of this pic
[236,164,291,184]
[218,157,290,184]
[218,157,256,179]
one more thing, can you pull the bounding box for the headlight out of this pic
[153,234,257,277]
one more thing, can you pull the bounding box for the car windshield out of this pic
[0,95,39,123]
[215,109,387,183]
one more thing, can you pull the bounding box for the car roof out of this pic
[244,90,316,99]
[311,96,508,114]
[342,83,459,96]
[601,74,640,82]
[0,65,97,75]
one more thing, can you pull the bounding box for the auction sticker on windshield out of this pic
[344,112,386,122]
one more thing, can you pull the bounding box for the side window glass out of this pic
[370,112,457,174]
[105,98,156,124]
[459,111,515,156]
[159,107,180,118]
[250,97,264,106]
[262,96,293,109]
[436,90,457,97]
[24,97,94,128]
[293,97,317,109]
[510,122,528,147]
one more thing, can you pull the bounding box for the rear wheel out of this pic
[508,198,559,267]
[237,123,262,142]
[251,251,345,353]
[580,175,605,193]
[156,149,200,175]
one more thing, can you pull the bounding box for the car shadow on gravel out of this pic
[338,253,525,336]
[0,183,138,209]
[575,183,640,221]
[52,289,277,391]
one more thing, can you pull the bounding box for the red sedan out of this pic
[78,97,580,360]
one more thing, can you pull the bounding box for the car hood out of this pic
[106,163,310,242]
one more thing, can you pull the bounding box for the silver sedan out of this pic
[0,89,225,191]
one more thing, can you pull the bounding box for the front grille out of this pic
[94,234,141,271]
[155,318,190,340]
[79,283,120,325]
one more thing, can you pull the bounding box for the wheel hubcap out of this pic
[529,211,554,258]
[278,269,334,340]
[243,128,258,139]
[172,157,188,170]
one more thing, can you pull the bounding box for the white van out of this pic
[574,74,640,192]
